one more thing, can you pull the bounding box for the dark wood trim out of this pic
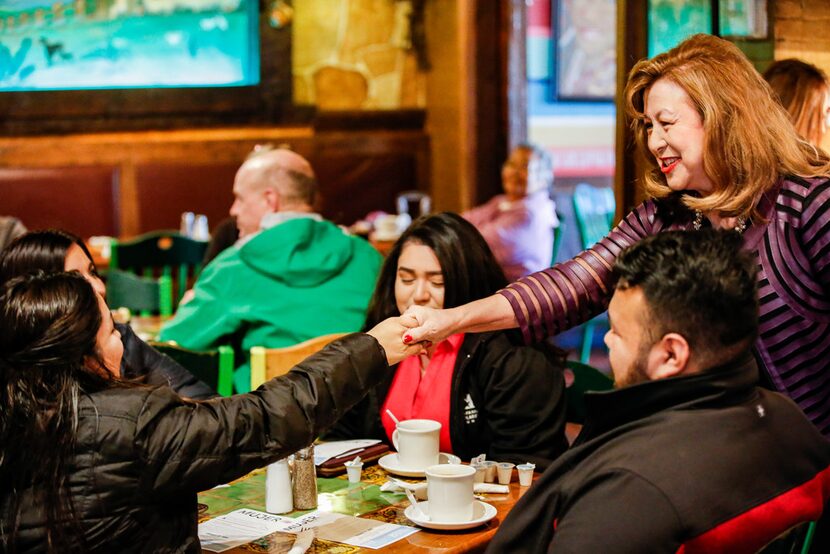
[505,0,528,152]
[615,0,648,221]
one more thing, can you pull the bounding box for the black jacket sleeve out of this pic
[117,323,217,400]
[134,333,389,496]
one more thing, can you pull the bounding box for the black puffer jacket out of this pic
[328,330,568,469]
[117,323,216,400]
[9,334,387,553]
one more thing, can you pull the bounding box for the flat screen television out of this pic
[0,0,298,134]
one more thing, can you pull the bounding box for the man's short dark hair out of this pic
[612,229,758,363]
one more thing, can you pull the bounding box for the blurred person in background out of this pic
[764,58,830,147]
[0,215,26,251]
[464,144,559,281]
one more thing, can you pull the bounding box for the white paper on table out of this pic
[287,510,418,550]
[199,509,293,552]
[313,439,380,466]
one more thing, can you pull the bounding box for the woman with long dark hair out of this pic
[0,271,416,551]
[329,212,568,468]
[0,229,215,399]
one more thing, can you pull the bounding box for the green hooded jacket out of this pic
[159,217,382,393]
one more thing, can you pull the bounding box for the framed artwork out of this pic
[648,0,712,57]
[719,0,769,39]
[552,0,616,101]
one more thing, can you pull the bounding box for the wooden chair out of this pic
[564,360,614,425]
[110,231,208,306]
[249,333,348,390]
[106,269,173,317]
[572,183,616,363]
[149,341,234,397]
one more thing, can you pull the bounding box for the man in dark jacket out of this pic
[487,229,830,553]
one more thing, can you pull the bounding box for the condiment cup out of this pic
[497,462,515,485]
[482,460,498,483]
[516,463,535,487]
[471,463,486,484]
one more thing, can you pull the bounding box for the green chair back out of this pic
[150,342,234,397]
[110,231,208,305]
[106,269,173,317]
[573,183,615,249]
[552,210,564,265]
[572,184,615,363]
[565,360,614,424]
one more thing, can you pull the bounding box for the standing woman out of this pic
[404,34,830,437]
[764,58,830,147]
[328,212,568,468]
[0,230,216,399]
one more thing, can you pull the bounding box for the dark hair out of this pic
[0,229,95,285]
[0,272,115,552]
[363,212,509,329]
[612,229,758,365]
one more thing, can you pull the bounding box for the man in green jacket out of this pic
[160,147,382,393]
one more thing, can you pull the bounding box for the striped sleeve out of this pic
[799,177,830,289]
[499,201,661,343]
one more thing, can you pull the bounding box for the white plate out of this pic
[404,500,497,530]
[378,452,461,477]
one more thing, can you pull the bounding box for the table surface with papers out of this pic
[198,464,534,553]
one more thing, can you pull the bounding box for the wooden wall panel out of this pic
[0,167,118,237]
[134,163,238,233]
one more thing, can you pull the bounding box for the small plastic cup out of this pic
[517,463,536,487]
[345,461,363,484]
[497,462,515,485]
[482,461,498,483]
[472,463,486,484]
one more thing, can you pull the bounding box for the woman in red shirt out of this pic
[329,212,568,468]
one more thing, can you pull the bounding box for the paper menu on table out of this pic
[199,508,418,552]
[199,509,290,552]
[313,439,381,465]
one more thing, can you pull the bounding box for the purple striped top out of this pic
[500,176,830,436]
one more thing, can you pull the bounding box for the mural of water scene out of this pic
[0,0,259,90]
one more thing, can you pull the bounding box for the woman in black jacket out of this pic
[0,229,216,399]
[329,212,568,468]
[0,271,415,552]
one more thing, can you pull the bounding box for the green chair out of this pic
[106,269,173,317]
[110,231,208,307]
[552,210,565,265]
[149,342,234,397]
[564,360,614,424]
[572,183,616,363]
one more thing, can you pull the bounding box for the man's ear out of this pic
[646,332,691,380]
[264,186,280,211]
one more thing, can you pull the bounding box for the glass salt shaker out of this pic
[291,445,318,510]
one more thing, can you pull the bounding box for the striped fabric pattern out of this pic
[499,176,830,436]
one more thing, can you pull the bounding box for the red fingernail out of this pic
[403,335,413,344]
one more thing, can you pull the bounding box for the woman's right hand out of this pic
[403,294,518,344]
[366,315,422,365]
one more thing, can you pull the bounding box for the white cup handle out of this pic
[392,429,399,451]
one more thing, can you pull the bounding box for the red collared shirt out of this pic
[381,333,465,454]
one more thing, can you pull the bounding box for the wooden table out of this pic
[127,315,169,342]
[198,464,533,553]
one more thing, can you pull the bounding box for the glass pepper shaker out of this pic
[291,445,318,510]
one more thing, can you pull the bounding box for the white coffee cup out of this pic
[425,464,476,523]
[392,419,440,470]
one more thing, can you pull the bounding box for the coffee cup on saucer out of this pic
[392,419,441,470]
[425,464,476,523]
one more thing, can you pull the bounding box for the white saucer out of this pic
[378,452,461,477]
[404,500,497,530]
